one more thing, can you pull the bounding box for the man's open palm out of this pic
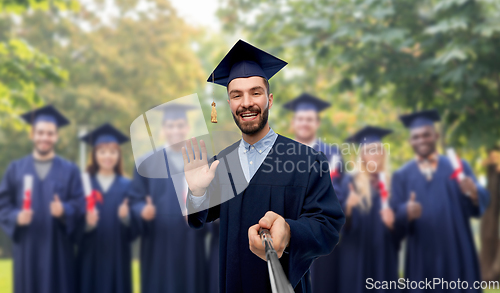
[182,137,219,196]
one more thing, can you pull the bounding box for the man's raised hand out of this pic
[182,138,219,197]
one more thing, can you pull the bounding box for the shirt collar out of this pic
[240,128,277,154]
[416,151,439,163]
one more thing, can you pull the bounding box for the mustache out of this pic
[236,106,261,116]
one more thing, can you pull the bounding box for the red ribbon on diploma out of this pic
[86,190,103,211]
[23,190,31,210]
[378,181,389,203]
[330,168,339,179]
[450,154,463,181]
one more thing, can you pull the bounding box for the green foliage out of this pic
[0,0,72,131]
[3,0,206,172]
[0,0,79,13]
[219,0,500,151]
[0,38,67,128]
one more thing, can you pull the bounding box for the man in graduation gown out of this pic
[284,93,346,292]
[185,40,345,293]
[128,104,209,293]
[391,110,489,292]
[0,105,85,293]
[283,93,344,192]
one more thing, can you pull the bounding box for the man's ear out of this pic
[29,128,34,140]
[268,93,274,109]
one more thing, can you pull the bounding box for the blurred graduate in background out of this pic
[289,93,346,292]
[391,110,489,292]
[76,123,139,293]
[284,93,344,192]
[312,126,400,293]
[128,104,209,293]
[0,105,85,293]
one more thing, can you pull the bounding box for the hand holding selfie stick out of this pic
[259,228,295,293]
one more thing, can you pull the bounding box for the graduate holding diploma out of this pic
[391,110,489,292]
[313,126,400,293]
[128,104,210,293]
[76,123,139,293]
[185,40,345,293]
[0,105,85,293]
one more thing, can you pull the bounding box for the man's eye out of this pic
[253,92,260,96]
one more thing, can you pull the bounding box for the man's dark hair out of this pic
[263,78,270,96]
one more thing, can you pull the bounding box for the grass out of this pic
[1,258,499,293]
[0,259,141,293]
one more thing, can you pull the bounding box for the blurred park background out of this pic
[1,0,500,292]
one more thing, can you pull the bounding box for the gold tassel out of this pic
[211,101,217,123]
[210,71,217,123]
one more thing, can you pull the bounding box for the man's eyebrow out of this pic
[228,89,243,95]
[250,86,265,92]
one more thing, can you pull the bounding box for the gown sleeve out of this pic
[61,164,86,237]
[187,155,222,229]
[337,175,363,235]
[390,169,410,239]
[460,160,490,217]
[0,163,21,241]
[121,179,141,242]
[127,166,150,235]
[284,153,346,287]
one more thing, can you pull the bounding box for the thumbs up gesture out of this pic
[141,196,156,221]
[50,195,65,218]
[118,198,129,220]
[406,192,422,221]
[345,183,362,216]
[17,209,33,226]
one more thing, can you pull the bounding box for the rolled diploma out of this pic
[81,172,94,211]
[23,175,33,210]
[446,148,465,181]
[378,172,389,209]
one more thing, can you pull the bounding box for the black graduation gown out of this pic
[309,140,345,292]
[206,220,220,293]
[391,156,489,292]
[128,149,209,293]
[188,134,345,293]
[312,174,400,293]
[76,175,139,293]
[0,155,85,293]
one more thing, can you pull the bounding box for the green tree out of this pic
[0,0,77,129]
[12,0,206,170]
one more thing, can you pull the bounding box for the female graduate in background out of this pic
[332,126,400,293]
[76,123,139,293]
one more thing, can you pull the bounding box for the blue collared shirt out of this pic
[190,128,278,207]
[238,128,278,182]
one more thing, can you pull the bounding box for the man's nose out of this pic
[240,93,254,108]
